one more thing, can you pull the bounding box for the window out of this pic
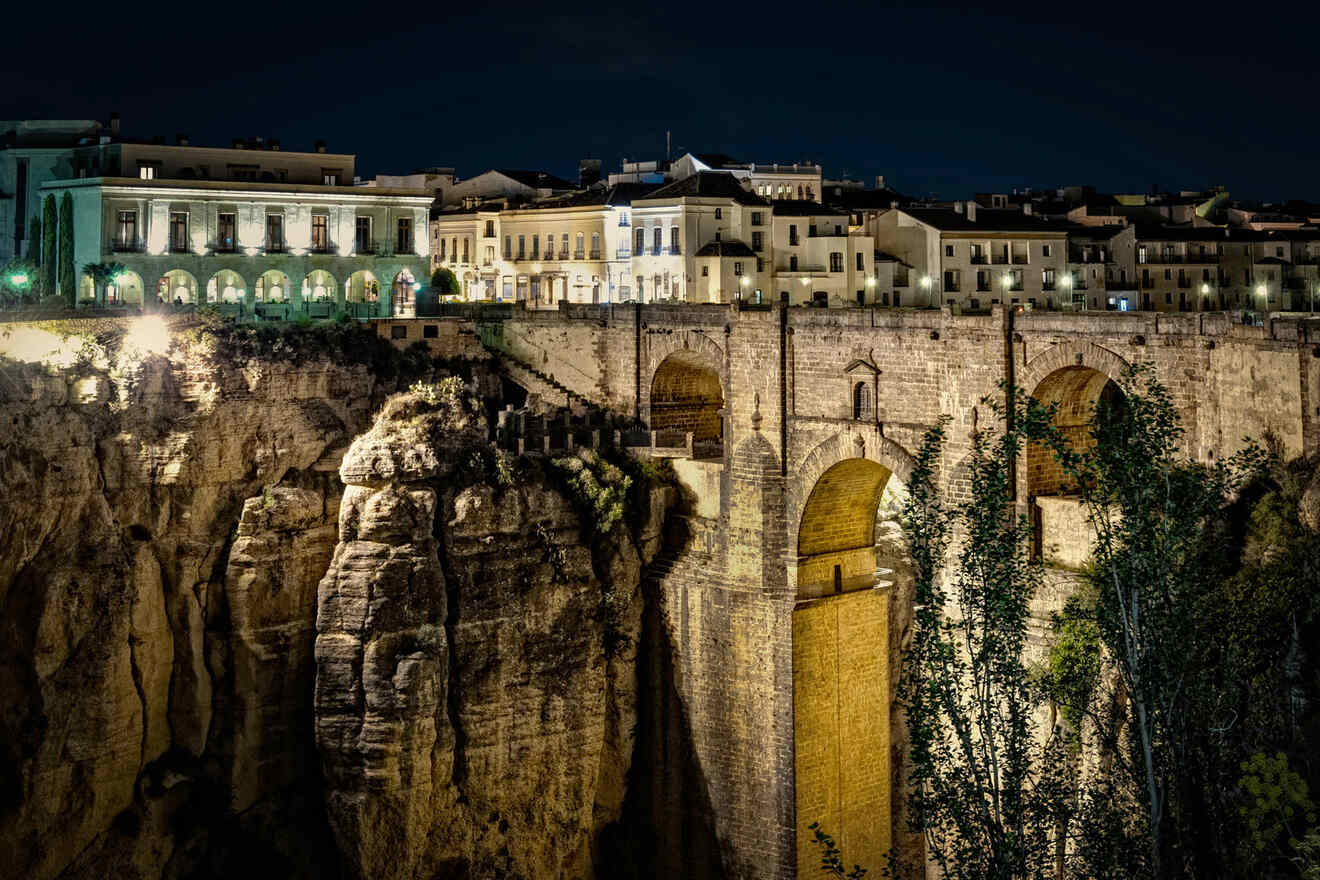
[311,214,329,251]
[575,232,584,257]
[752,231,764,252]
[356,216,372,253]
[701,265,709,277]
[266,214,283,251]
[451,237,458,263]
[423,324,439,339]
[1137,246,1148,264]
[323,172,339,186]
[634,228,644,256]
[669,225,679,254]
[484,246,494,266]
[734,262,744,276]
[830,252,844,272]
[217,213,235,252]
[714,229,721,241]
[440,238,447,260]
[856,252,864,271]
[790,255,798,271]
[751,211,763,226]
[531,234,540,260]
[137,163,156,180]
[714,208,722,219]
[484,220,495,237]
[977,270,990,291]
[971,243,984,263]
[504,235,512,259]
[653,226,662,255]
[116,210,137,249]
[228,165,258,181]
[169,212,188,251]
[462,239,469,263]
[789,224,799,246]
[1164,268,1172,280]
[1042,244,1052,258]
[757,257,764,272]
[809,224,818,237]
[590,232,599,257]
[391,324,408,339]
[944,244,954,257]
[1277,246,1285,258]
[943,269,959,291]
[517,234,525,259]
[397,217,412,253]
[853,382,873,421]
[1042,268,1056,290]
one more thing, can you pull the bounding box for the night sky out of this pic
[6,4,1319,202]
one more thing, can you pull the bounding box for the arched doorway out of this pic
[649,350,724,450]
[392,269,416,317]
[255,270,291,303]
[206,270,245,304]
[793,457,903,878]
[346,270,379,302]
[111,269,144,305]
[1027,364,1123,566]
[158,269,199,304]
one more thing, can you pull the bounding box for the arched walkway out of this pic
[302,269,337,303]
[392,269,416,317]
[111,269,143,305]
[649,349,725,445]
[255,270,291,303]
[158,269,199,304]
[346,270,379,303]
[206,270,246,304]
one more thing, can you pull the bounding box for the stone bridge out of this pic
[477,303,1320,879]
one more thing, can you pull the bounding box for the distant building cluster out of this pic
[4,114,1319,315]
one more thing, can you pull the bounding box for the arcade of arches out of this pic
[793,456,902,880]
[649,351,725,444]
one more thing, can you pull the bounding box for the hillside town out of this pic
[3,115,1319,318]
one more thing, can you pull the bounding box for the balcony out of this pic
[970,255,987,264]
[616,247,632,260]
[668,245,681,255]
[573,250,584,260]
[1011,255,1029,265]
[112,239,144,253]
[789,238,800,247]
[991,255,1009,264]
[633,247,644,257]
[589,250,601,260]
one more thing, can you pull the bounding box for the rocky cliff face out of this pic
[0,333,662,880]
[315,382,658,880]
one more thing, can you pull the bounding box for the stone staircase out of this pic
[491,351,587,415]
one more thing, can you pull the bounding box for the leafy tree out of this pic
[1026,364,1258,878]
[901,395,1070,880]
[58,192,75,305]
[430,266,459,295]
[41,195,56,296]
[808,822,869,879]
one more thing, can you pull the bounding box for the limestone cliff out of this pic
[316,382,660,880]
[0,325,664,880]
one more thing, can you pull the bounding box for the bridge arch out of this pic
[1019,340,1128,401]
[790,430,913,878]
[642,331,727,442]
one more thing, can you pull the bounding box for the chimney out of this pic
[314,139,327,153]
[109,112,120,136]
[175,133,189,146]
[966,201,977,222]
[269,139,280,151]
[875,175,885,190]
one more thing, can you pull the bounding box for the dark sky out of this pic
[6,3,1318,202]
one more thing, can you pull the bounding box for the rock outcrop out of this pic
[316,383,659,880]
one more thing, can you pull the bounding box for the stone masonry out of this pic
[480,302,1320,879]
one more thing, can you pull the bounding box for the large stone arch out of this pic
[786,429,916,578]
[640,329,727,431]
[1018,340,1130,400]
[790,429,914,880]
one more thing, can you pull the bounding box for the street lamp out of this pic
[919,274,932,307]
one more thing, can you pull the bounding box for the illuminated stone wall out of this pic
[479,302,1320,879]
[793,588,891,879]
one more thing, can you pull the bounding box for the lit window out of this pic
[311,214,329,251]
[138,164,156,180]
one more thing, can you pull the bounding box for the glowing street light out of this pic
[9,271,30,287]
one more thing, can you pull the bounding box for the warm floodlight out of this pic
[740,276,750,285]
[412,282,421,292]
[1060,274,1072,288]
[9,272,30,287]
[919,275,932,288]
[1201,283,1210,294]
[1001,274,1012,288]
[123,315,171,358]
[1256,283,1267,297]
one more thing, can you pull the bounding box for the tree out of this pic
[41,195,56,297]
[58,192,75,305]
[431,266,459,296]
[1026,364,1252,878]
[900,394,1070,880]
